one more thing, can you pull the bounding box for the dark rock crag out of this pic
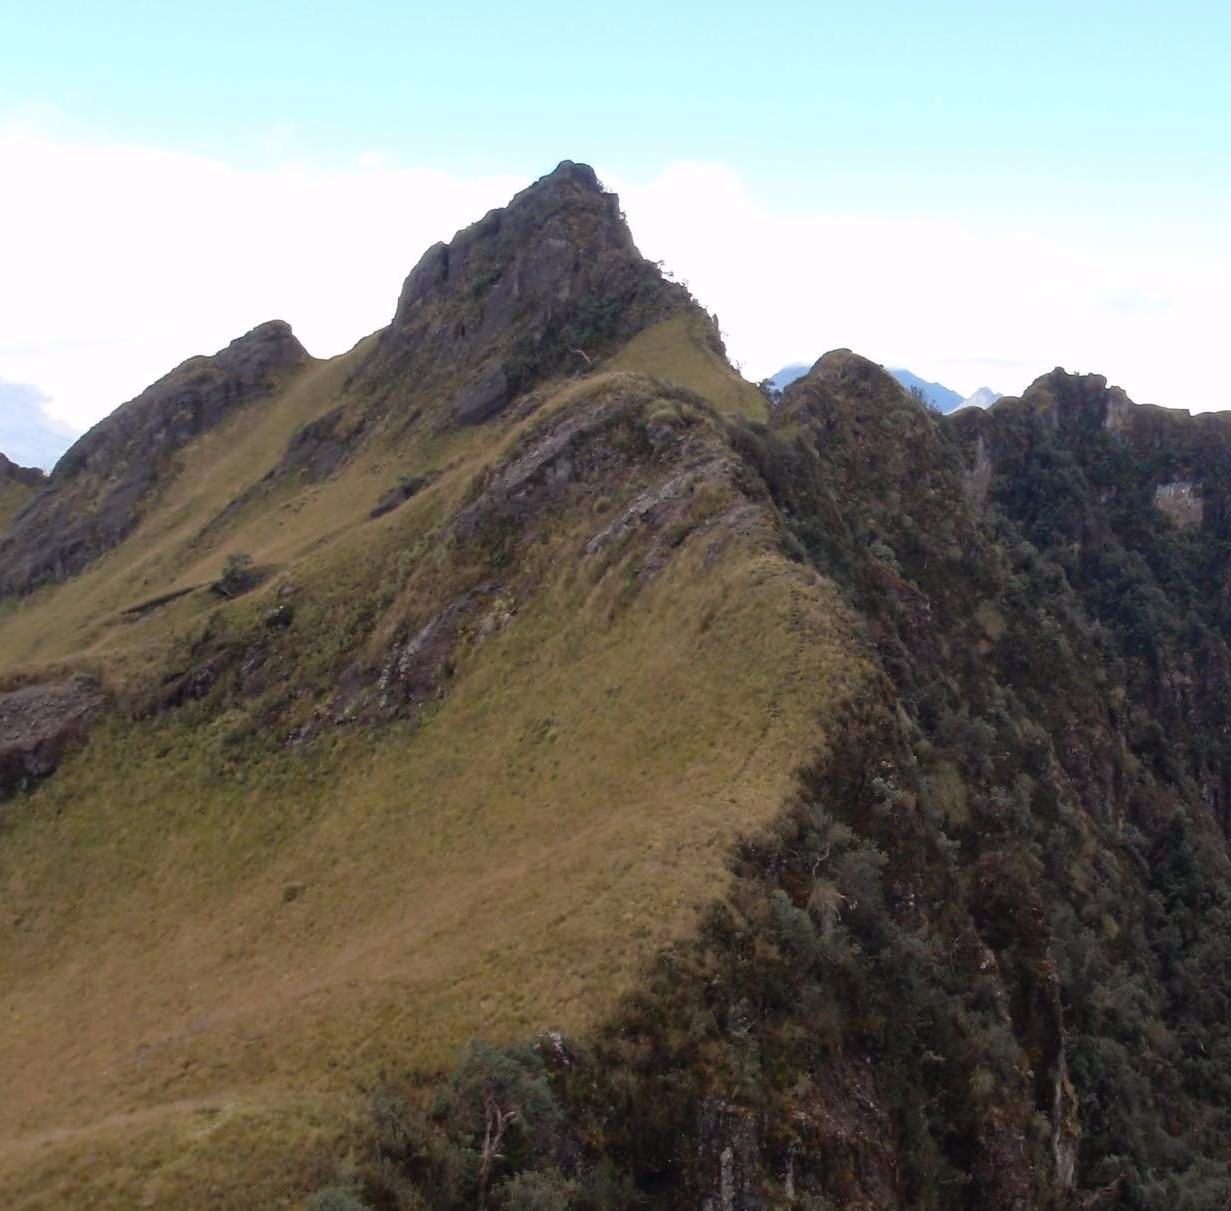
[0,677,108,797]
[0,453,46,491]
[357,160,697,428]
[0,320,308,596]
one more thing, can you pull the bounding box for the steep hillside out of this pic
[297,357,1231,1211]
[0,165,832,1210]
[4,165,1231,1211]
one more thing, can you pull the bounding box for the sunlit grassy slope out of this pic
[609,311,770,422]
[0,318,869,1208]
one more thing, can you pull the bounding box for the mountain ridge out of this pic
[770,360,1002,413]
[3,163,1231,1211]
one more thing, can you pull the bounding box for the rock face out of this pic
[0,321,308,596]
[0,451,46,530]
[359,160,697,426]
[0,452,46,491]
[0,677,108,797]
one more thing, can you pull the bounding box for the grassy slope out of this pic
[0,327,868,1207]
[608,312,770,422]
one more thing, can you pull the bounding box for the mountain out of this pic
[768,361,810,394]
[768,362,1000,413]
[3,165,1231,1211]
[0,382,79,472]
[962,384,1002,408]
[885,366,966,412]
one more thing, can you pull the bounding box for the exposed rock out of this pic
[377,594,479,716]
[156,652,233,711]
[0,676,107,796]
[963,432,994,509]
[0,321,309,596]
[271,407,358,482]
[695,1101,761,1211]
[1154,479,1203,527]
[370,474,429,520]
[451,363,511,425]
[0,452,46,490]
[358,161,695,426]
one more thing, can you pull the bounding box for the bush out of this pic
[216,550,256,598]
[498,1168,579,1211]
[305,1184,370,1211]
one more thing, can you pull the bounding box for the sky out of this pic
[2,0,1229,445]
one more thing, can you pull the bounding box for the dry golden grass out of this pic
[608,312,770,421]
[0,338,873,1207]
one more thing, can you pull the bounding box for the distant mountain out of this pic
[886,368,965,413]
[766,362,1000,414]
[962,385,1003,409]
[0,382,79,471]
[768,362,811,394]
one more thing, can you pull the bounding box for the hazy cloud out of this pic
[0,380,78,470]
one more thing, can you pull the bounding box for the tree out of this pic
[757,378,783,406]
[444,1042,561,1207]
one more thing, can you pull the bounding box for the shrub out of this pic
[498,1168,579,1211]
[305,1184,370,1211]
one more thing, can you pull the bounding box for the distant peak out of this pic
[214,319,309,377]
[776,350,913,417]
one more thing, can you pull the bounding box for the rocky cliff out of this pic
[356,160,702,427]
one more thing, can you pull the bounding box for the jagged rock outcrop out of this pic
[0,320,308,596]
[0,453,45,491]
[358,160,702,427]
[0,676,107,797]
[953,368,1231,531]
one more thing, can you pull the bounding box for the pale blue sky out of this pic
[5,0,1228,212]
[1,0,1229,431]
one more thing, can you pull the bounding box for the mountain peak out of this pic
[0,450,47,489]
[373,160,689,426]
[1018,366,1141,432]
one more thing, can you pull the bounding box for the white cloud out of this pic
[614,162,1229,408]
[1,122,1227,432]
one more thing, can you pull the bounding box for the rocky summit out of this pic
[2,163,1231,1211]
